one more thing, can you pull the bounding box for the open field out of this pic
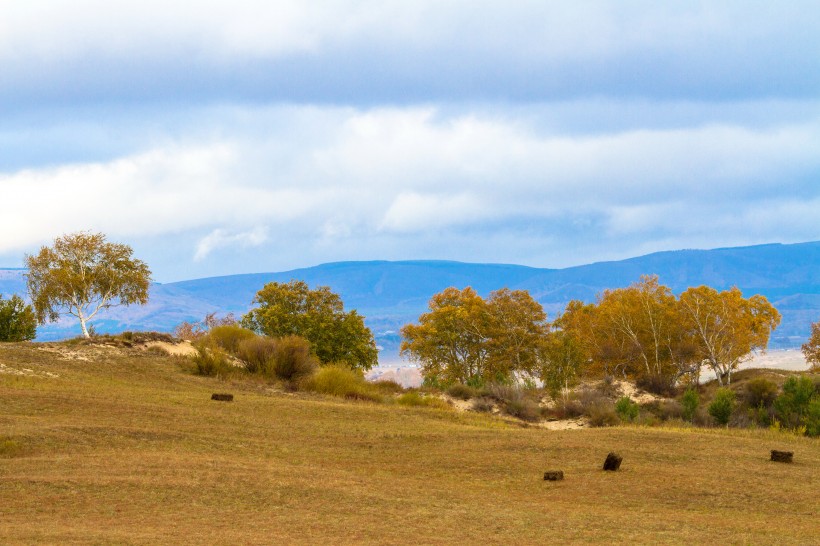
[1,343,818,544]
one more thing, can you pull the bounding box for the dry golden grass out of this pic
[1,342,818,545]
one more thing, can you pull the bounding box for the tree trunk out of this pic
[79,314,90,338]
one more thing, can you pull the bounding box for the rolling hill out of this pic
[2,241,819,359]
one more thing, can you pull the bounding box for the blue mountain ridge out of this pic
[2,241,819,361]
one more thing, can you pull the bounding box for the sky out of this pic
[1,1,819,283]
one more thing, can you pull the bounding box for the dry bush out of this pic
[236,336,278,374]
[471,397,495,413]
[396,392,450,409]
[301,365,381,402]
[190,344,234,377]
[504,398,542,422]
[587,402,619,427]
[743,377,778,409]
[635,374,678,397]
[174,313,238,341]
[206,325,257,355]
[447,383,477,400]
[484,383,525,404]
[371,380,405,394]
[597,375,620,397]
[270,336,318,382]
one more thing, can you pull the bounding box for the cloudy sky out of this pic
[2,1,819,282]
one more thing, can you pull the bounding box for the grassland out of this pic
[1,342,818,545]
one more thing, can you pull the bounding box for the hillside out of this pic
[2,241,820,358]
[1,342,817,544]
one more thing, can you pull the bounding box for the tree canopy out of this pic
[241,280,378,370]
[400,287,548,385]
[0,294,37,342]
[801,320,820,370]
[25,232,151,338]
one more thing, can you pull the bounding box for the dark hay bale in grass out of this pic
[543,470,564,481]
[603,452,622,471]
[211,393,234,402]
[770,450,793,463]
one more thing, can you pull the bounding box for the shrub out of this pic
[0,294,37,342]
[371,379,405,394]
[744,378,778,409]
[587,402,619,427]
[681,388,700,422]
[396,392,450,409]
[597,375,619,397]
[659,400,683,421]
[774,375,817,432]
[615,396,640,423]
[301,365,381,402]
[806,398,820,437]
[708,388,736,426]
[269,336,318,382]
[504,398,542,422]
[237,336,278,374]
[207,325,257,355]
[190,344,234,377]
[471,397,495,413]
[485,383,525,405]
[447,383,477,400]
[635,374,677,397]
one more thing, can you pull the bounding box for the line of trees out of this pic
[401,276,782,391]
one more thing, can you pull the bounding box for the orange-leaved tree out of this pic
[678,286,781,385]
[801,320,820,370]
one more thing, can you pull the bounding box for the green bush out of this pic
[806,398,820,437]
[447,383,477,400]
[0,294,37,342]
[615,396,640,423]
[681,388,700,422]
[774,376,817,432]
[708,388,736,426]
[301,365,381,402]
[206,325,257,355]
[744,378,778,409]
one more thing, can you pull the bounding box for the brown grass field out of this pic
[1,342,818,545]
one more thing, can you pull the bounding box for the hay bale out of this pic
[211,393,234,402]
[543,470,564,481]
[770,450,793,463]
[603,452,622,471]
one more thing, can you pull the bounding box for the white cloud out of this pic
[1,104,818,274]
[194,226,268,261]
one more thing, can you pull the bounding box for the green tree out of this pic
[0,294,37,342]
[241,280,377,370]
[25,232,151,338]
[681,388,700,422]
[708,388,735,426]
[774,376,816,431]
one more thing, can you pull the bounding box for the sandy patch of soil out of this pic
[142,340,197,357]
[0,362,59,378]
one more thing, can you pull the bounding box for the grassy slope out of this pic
[1,344,818,545]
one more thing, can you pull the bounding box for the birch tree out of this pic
[25,232,151,338]
[678,286,780,385]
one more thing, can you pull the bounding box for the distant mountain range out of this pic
[2,241,819,361]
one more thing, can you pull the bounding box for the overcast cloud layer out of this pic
[1,1,819,281]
